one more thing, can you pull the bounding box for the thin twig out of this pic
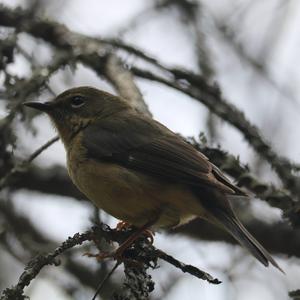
[0,136,59,190]
[26,136,59,163]
[92,262,120,300]
[153,248,221,284]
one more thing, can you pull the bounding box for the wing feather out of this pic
[83,113,245,195]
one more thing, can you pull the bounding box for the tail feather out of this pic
[193,187,284,273]
[216,211,284,273]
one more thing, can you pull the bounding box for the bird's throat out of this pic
[51,116,91,148]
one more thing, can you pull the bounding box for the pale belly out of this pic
[67,157,204,228]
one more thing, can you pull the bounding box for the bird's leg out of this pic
[116,220,155,244]
[84,219,157,261]
[116,220,130,231]
[113,219,156,260]
[83,222,131,259]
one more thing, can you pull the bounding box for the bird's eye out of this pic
[70,96,85,108]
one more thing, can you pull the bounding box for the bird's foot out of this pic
[83,251,112,261]
[83,247,133,262]
[84,220,156,262]
[115,220,155,244]
[116,220,130,231]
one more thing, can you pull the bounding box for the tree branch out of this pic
[104,54,151,116]
[0,223,220,300]
[0,136,59,190]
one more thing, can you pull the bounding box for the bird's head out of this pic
[24,86,129,145]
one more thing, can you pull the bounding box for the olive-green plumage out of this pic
[24,86,282,272]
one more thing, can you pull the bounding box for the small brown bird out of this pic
[25,86,282,271]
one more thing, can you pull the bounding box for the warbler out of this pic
[25,86,281,271]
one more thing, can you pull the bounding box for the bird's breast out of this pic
[66,135,205,228]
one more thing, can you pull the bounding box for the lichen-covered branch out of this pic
[104,54,151,116]
[0,201,120,297]
[0,229,96,300]
[190,140,295,212]
[0,223,219,300]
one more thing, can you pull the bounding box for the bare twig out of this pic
[155,248,221,284]
[0,136,59,190]
[92,261,120,300]
[22,136,58,164]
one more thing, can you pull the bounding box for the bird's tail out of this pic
[214,209,284,273]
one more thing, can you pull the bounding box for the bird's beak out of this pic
[23,101,53,113]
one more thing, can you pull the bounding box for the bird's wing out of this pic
[82,114,246,195]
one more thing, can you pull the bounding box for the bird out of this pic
[24,86,282,271]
